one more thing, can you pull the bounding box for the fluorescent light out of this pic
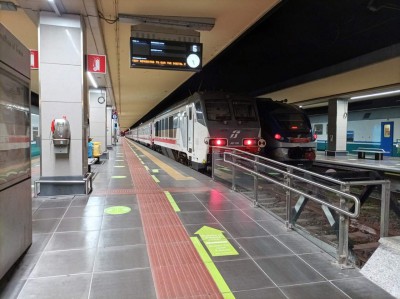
[48,0,61,16]
[87,72,98,88]
[350,90,400,100]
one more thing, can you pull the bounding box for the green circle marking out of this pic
[104,206,131,215]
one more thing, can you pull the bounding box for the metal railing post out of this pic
[285,168,293,228]
[253,156,259,207]
[338,184,350,267]
[380,180,391,237]
[231,150,236,191]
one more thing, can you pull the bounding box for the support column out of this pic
[39,12,89,196]
[326,98,348,156]
[106,106,113,149]
[89,89,108,159]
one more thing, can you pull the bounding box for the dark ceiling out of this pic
[134,0,400,127]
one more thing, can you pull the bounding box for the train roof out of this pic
[256,98,305,114]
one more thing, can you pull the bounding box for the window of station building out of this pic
[205,100,231,121]
[347,130,354,142]
[274,113,308,130]
[232,101,257,121]
[195,101,205,125]
[313,124,323,135]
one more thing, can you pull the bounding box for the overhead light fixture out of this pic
[350,89,400,100]
[87,72,98,88]
[119,14,215,31]
[0,1,17,11]
[48,0,62,16]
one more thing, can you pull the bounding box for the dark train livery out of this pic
[256,99,316,166]
[126,91,261,171]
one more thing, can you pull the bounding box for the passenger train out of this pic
[309,106,400,157]
[126,91,261,171]
[257,99,316,166]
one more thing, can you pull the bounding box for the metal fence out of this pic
[211,146,391,267]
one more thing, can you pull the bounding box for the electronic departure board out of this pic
[130,38,202,72]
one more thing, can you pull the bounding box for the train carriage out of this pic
[127,91,261,171]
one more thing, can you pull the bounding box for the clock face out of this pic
[98,96,105,104]
[186,54,200,68]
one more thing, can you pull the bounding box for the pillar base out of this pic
[325,150,348,157]
[36,175,93,196]
[100,151,109,160]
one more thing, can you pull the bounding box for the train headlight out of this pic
[209,138,228,146]
[243,138,257,146]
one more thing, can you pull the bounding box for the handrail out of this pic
[224,151,360,218]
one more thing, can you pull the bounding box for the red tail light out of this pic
[291,126,298,129]
[274,133,282,140]
[243,138,257,146]
[313,133,318,141]
[209,138,228,146]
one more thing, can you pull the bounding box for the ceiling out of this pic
[1,0,399,130]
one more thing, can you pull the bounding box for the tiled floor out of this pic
[0,140,395,298]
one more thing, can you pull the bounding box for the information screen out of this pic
[130,38,202,72]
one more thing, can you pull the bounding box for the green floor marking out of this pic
[115,159,124,162]
[140,161,145,165]
[114,166,125,168]
[151,175,160,183]
[144,166,150,171]
[152,169,159,173]
[191,237,235,299]
[164,191,180,212]
[104,206,131,215]
[111,176,126,179]
[195,226,239,257]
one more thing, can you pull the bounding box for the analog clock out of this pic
[97,96,105,104]
[186,54,200,68]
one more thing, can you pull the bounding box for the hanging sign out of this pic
[30,50,38,69]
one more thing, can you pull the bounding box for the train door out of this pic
[188,106,194,153]
[380,121,394,156]
[182,112,188,149]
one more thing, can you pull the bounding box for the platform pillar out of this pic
[326,98,348,157]
[89,89,108,159]
[38,12,89,196]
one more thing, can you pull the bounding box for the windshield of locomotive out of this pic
[205,100,231,121]
[0,69,31,191]
[232,101,257,121]
[273,113,310,130]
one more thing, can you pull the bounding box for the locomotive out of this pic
[126,91,261,171]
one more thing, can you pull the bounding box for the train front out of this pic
[201,92,260,167]
[257,99,316,167]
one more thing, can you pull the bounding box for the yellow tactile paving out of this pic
[126,139,194,181]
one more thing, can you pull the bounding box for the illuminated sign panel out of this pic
[130,38,202,72]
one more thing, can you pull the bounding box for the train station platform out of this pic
[0,139,395,299]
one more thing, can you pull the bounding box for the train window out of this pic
[173,115,178,138]
[274,113,309,130]
[205,100,231,121]
[313,124,323,135]
[155,122,159,137]
[189,107,192,120]
[195,101,205,125]
[169,116,173,138]
[232,101,257,121]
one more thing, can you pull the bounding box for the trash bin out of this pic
[93,142,102,157]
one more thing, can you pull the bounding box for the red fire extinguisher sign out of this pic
[87,54,106,74]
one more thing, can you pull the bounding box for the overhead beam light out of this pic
[118,14,215,31]
[350,89,400,100]
[87,72,98,88]
[48,0,62,16]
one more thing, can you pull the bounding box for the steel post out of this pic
[380,180,391,237]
